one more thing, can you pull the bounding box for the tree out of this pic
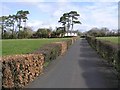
[56,27,65,37]
[35,28,51,38]
[77,31,82,36]
[17,27,33,39]
[100,27,109,36]
[22,11,30,31]
[58,11,81,36]
[22,26,33,38]
[3,30,11,39]
[0,16,8,38]
[5,15,17,38]
[16,10,23,34]
[59,14,68,32]
[68,11,81,32]
[51,31,56,38]
[64,13,71,32]
[1,10,30,39]
[16,10,29,38]
[87,27,100,37]
[59,12,72,33]
[87,27,110,37]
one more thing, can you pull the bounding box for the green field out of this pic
[2,38,70,56]
[96,37,119,44]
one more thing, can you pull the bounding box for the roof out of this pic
[65,31,78,33]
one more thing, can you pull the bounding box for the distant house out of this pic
[64,31,78,37]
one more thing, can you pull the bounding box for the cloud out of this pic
[27,20,43,30]
[37,3,55,13]
[33,2,118,31]
[87,2,118,29]
[0,0,44,2]
[1,1,118,32]
[52,2,117,31]
[57,0,68,2]
[0,3,11,16]
[27,20,60,31]
[1,0,119,2]
[58,0,119,2]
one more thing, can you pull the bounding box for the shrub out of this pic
[65,39,72,49]
[31,43,61,62]
[32,38,75,61]
[54,42,67,55]
[86,36,119,74]
[2,37,79,89]
[2,54,44,88]
[116,49,120,74]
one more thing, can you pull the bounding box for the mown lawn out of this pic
[96,37,119,44]
[2,38,70,56]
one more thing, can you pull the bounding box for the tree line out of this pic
[0,10,29,39]
[34,11,82,38]
[0,10,81,39]
[86,27,119,37]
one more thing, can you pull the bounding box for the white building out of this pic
[64,31,78,37]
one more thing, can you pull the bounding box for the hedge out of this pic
[54,41,67,55]
[86,36,120,76]
[1,37,79,89]
[32,43,61,62]
[2,54,44,88]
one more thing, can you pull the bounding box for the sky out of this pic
[0,0,119,32]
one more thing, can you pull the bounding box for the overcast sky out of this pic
[0,0,119,32]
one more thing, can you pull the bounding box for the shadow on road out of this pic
[78,39,118,88]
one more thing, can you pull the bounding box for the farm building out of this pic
[64,31,78,37]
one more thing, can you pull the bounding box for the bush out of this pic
[65,39,72,49]
[32,38,74,61]
[32,43,61,62]
[86,36,119,73]
[2,37,79,89]
[32,38,77,62]
[54,41,68,55]
[2,54,44,88]
[116,49,120,73]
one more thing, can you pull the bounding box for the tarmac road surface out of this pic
[26,38,118,88]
